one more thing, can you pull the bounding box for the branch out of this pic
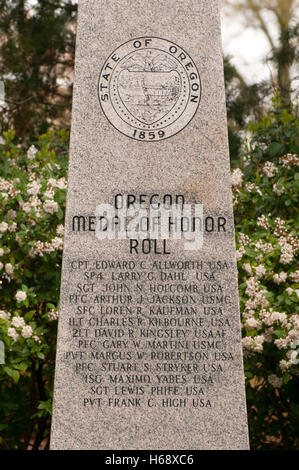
[224,0,276,50]
[247,0,276,50]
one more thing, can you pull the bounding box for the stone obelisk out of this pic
[50,0,249,450]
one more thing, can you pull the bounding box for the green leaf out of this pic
[3,367,20,383]
[25,310,36,321]
[57,206,64,220]
[273,329,286,338]
[283,374,290,385]
[268,142,285,157]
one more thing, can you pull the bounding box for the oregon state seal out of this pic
[99,37,201,141]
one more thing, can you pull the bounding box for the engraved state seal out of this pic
[99,37,201,141]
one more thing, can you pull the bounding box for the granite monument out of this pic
[50,0,249,450]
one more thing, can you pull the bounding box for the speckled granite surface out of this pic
[50,0,249,450]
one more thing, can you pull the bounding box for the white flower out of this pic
[27,145,38,161]
[236,246,246,261]
[273,183,284,196]
[268,374,283,388]
[281,273,288,282]
[271,311,288,326]
[244,298,258,311]
[261,161,277,178]
[0,179,9,190]
[55,178,67,190]
[231,168,243,187]
[5,263,14,276]
[252,334,265,352]
[15,290,27,302]
[242,336,253,349]
[232,193,239,206]
[255,264,266,278]
[274,338,290,349]
[0,221,8,233]
[48,309,59,321]
[21,325,33,339]
[33,240,45,256]
[29,196,41,209]
[279,359,292,372]
[289,271,299,283]
[274,217,286,232]
[43,200,58,214]
[12,316,25,328]
[33,237,64,256]
[245,277,259,297]
[256,291,269,308]
[51,237,64,250]
[290,315,299,329]
[47,178,57,187]
[242,308,255,319]
[245,183,262,195]
[245,318,261,330]
[44,189,55,199]
[56,224,64,236]
[280,243,294,264]
[15,235,23,247]
[239,233,250,246]
[256,215,270,229]
[289,349,298,364]
[33,335,41,343]
[21,202,32,213]
[288,329,299,341]
[7,210,16,220]
[280,153,299,169]
[8,222,17,232]
[273,272,287,284]
[0,310,10,321]
[27,180,41,196]
[0,247,4,256]
[7,327,19,342]
[242,263,253,275]
[286,287,294,296]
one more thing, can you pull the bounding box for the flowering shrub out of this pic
[0,130,68,449]
[232,96,299,449]
[0,96,298,449]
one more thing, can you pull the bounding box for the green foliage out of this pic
[0,0,77,139]
[223,56,271,165]
[0,97,298,450]
[233,96,299,449]
[0,130,68,449]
